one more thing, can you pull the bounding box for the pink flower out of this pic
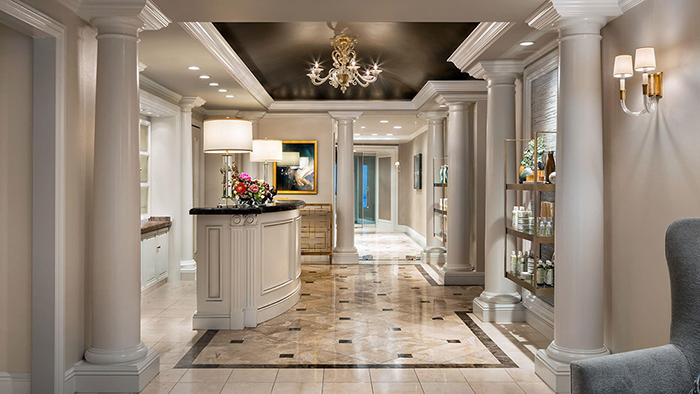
[233,183,247,195]
[249,184,259,193]
[239,173,252,181]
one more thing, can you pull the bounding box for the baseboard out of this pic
[397,225,427,249]
[376,219,394,231]
[473,298,526,323]
[0,373,30,394]
[523,294,555,340]
[535,349,571,393]
[69,349,159,393]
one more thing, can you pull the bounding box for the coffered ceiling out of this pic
[214,22,479,101]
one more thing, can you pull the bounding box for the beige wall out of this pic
[602,0,700,353]
[0,22,33,374]
[398,132,427,238]
[377,157,392,221]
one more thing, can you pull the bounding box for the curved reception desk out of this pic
[189,200,305,330]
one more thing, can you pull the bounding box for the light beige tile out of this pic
[179,368,232,383]
[416,368,466,382]
[323,369,370,383]
[139,382,176,394]
[421,382,475,394]
[469,382,525,394]
[371,382,424,394]
[321,382,373,394]
[276,369,324,383]
[460,369,514,382]
[272,382,323,394]
[370,368,418,382]
[150,367,187,383]
[517,382,554,394]
[169,382,226,394]
[229,368,279,383]
[221,382,274,394]
[505,369,542,383]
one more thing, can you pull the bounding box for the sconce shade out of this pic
[250,139,283,162]
[278,151,301,166]
[634,47,656,72]
[203,119,253,154]
[613,55,634,78]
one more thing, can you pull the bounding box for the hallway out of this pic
[355,230,424,262]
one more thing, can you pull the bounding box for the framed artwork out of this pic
[273,141,318,194]
[414,153,422,190]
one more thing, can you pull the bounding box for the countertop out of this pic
[141,217,172,234]
[189,200,306,215]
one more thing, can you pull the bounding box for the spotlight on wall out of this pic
[613,47,663,116]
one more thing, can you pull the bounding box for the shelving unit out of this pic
[504,132,556,296]
[433,158,448,242]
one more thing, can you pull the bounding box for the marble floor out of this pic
[355,230,424,262]
[128,263,554,394]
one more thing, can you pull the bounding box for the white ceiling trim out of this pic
[179,22,274,109]
[523,38,559,66]
[525,1,560,30]
[140,89,180,117]
[527,0,643,30]
[140,74,183,105]
[199,109,240,118]
[467,60,524,80]
[263,112,331,118]
[268,100,415,112]
[139,0,170,31]
[413,80,488,108]
[447,22,515,73]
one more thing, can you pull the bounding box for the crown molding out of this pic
[329,111,363,120]
[200,109,240,118]
[268,100,415,112]
[237,111,266,121]
[139,0,170,31]
[527,0,637,30]
[408,124,429,141]
[413,80,488,108]
[179,96,206,110]
[262,112,330,118]
[140,89,180,117]
[524,39,559,66]
[447,22,515,73]
[56,0,80,12]
[138,61,147,72]
[468,60,524,80]
[526,1,560,30]
[180,22,274,109]
[139,74,182,105]
[619,0,645,12]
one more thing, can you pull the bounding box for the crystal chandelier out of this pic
[307,35,382,94]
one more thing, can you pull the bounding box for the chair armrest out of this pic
[571,344,692,394]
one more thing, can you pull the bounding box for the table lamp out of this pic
[250,139,283,184]
[203,119,252,206]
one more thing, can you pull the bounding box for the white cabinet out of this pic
[141,228,169,291]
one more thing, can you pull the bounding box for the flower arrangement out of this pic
[230,173,277,206]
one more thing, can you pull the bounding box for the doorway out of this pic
[354,153,376,225]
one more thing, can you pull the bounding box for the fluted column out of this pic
[422,113,447,264]
[85,13,156,377]
[330,111,362,264]
[534,16,611,393]
[472,61,526,322]
[179,97,205,279]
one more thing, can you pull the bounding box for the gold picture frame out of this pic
[273,140,318,195]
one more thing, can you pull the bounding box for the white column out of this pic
[422,113,447,264]
[535,16,610,393]
[83,14,159,389]
[441,101,476,284]
[330,111,362,264]
[473,61,526,323]
[179,97,205,280]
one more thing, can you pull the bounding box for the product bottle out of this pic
[538,218,546,236]
[536,260,545,286]
[512,207,519,229]
[510,251,517,274]
[545,151,556,183]
[528,251,535,273]
[545,260,554,286]
[516,251,523,275]
[546,218,553,237]
[521,251,529,274]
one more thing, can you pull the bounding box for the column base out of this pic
[332,250,360,264]
[181,259,196,281]
[473,297,526,323]
[70,348,159,393]
[421,248,446,266]
[442,270,484,285]
[535,343,610,393]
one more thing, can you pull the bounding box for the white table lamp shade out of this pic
[279,151,301,166]
[613,55,634,78]
[203,119,253,154]
[634,47,656,72]
[251,139,283,162]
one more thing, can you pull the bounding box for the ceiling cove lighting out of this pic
[613,47,663,116]
[209,82,219,86]
[199,75,210,79]
[361,126,366,129]
[187,66,200,70]
[519,41,535,46]
[307,35,382,94]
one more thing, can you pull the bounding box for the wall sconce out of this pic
[613,47,663,116]
[395,161,401,172]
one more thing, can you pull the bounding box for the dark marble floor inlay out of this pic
[447,340,462,344]
[296,308,306,311]
[433,317,444,320]
[301,293,311,296]
[339,317,351,321]
[279,354,294,358]
[390,328,402,331]
[382,308,394,311]
[377,293,387,296]
[339,340,352,344]
[453,293,463,296]
[339,300,350,303]
[398,354,413,358]
[289,328,301,331]
[305,281,314,284]
[339,287,348,290]
[420,300,431,303]
[230,339,244,344]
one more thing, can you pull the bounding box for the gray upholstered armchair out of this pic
[571,218,700,393]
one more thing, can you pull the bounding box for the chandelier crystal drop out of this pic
[307,35,382,94]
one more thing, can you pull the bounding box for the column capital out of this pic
[526,0,621,31]
[422,111,448,122]
[179,96,206,112]
[468,60,523,82]
[329,111,363,121]
[75,0,170,31]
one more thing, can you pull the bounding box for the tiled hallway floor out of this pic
[134,265,554,394]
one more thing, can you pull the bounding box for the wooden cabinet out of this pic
[141,228,169,291]
[299,203,333,260]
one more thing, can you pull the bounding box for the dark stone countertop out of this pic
[141,217,172,234]
[190,200,306,215]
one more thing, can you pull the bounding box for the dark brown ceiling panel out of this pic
[214,22,478,100]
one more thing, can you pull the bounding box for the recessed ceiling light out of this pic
[387,133,394,136]
[439,104,447,108]
[371,133,378,136]
[225,94,234,98]
[199,75,210,79]
[187,66,200,70]
[393,126,402,129]
[379,120,389,123]
[218,89,227,92]
[361,126,366,129]
[209,82,219,86]
[519,41,535,46]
